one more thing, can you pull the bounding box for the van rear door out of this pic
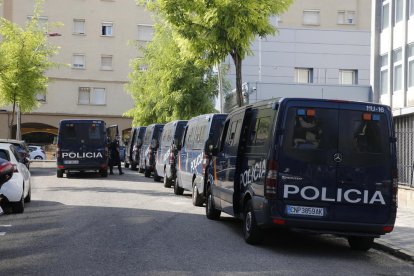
[278,102,339,221]
[59,121,106,167]
[335,103,393,224]
[278,100,394,225]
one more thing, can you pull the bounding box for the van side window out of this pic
[254,117,271,146]
[353,121,382,153]
[220,120,230,152]
[292,116,322,149]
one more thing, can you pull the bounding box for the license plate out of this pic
[286,205,324,217]
[64,160,79,164]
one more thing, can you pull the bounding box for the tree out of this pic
[126,20,219,125]
[139,0,293,107]
[0,0,59,138]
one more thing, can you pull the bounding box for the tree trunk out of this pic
[9,100,16,139]
[231,50,243,107]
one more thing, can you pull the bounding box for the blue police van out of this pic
[175,113,227,206]
[139,124,165,177]
[125,126,146,171]
[56,119,110,178]
[206,98,398,251]
[155,120,188,185]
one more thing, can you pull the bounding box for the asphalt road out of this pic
[1,164,413,275]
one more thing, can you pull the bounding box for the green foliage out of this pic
[126,21,218,126]
[138,0,293,107]
[0,0,59,113]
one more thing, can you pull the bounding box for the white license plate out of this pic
[286,205,324,217]
[64,160,79,165]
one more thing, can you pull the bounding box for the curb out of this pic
[374,240,414,263]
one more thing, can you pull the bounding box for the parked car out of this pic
[139,124,164,177]
[0,139,30,169]
[0,157,14,215]
[28,145,46,160]
[206,98,398,251]
[175,113,227,206]
[155,120,188,186]
[125,126,146,170]
[0,143,32,214]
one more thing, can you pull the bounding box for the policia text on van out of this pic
[205,98,398,251]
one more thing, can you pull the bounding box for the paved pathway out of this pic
[375,207,414,262]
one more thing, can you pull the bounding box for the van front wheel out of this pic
[192,183,204,207]
[347,236,374,251]
[206,188,220,220]
[243,200,263,245]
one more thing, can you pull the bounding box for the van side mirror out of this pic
[176,144,182,151]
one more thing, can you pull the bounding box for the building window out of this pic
[382,2,389,30]
[73,19,85,35]
[409,44,414,88]
[393,48,403,92]
[303,10,320,26]
[295,68,313,83]
[410,0,414,17]
[101,22,113,36]
[36,94,46,102]
[337,11,355,25]
[137,24,154,41]
[101,55,113,70]
[27,16,48,32]
[339,70,358,85]
[78,87,106,105]
[395,0,403,23]
[380,54,389,95]
[72,54,85,69]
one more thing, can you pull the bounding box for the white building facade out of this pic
[371,0,414,187]
[0,0,153,143]
[223,0,373,110]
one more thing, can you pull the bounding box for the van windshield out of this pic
[209,116,227,146]
[60,122,105,145]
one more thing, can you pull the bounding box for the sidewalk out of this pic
[374,206,414,262]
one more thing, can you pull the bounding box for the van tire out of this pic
[24,184,31,203]
[131,163,138,171]
[174,178,184,195]
[100,170,108,177]
[125,162,130,168]
[243,200,263,245]
[154,170,162,182]
[206,188,220,220]
[12,195,25,214]
[144,167,151,178]
[164,170,172,188]
[57,169,64,178]
[347,236,374,251]
[192,183,204,206]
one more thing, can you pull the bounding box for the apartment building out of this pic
[0,0,153,143]
[223,0,373,109]
[371,0,414,186]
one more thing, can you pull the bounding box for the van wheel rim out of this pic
[245,212,252,233]
[193,185,197,201]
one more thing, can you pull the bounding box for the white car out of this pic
[0,143,31,213]
[28,145,46,160]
